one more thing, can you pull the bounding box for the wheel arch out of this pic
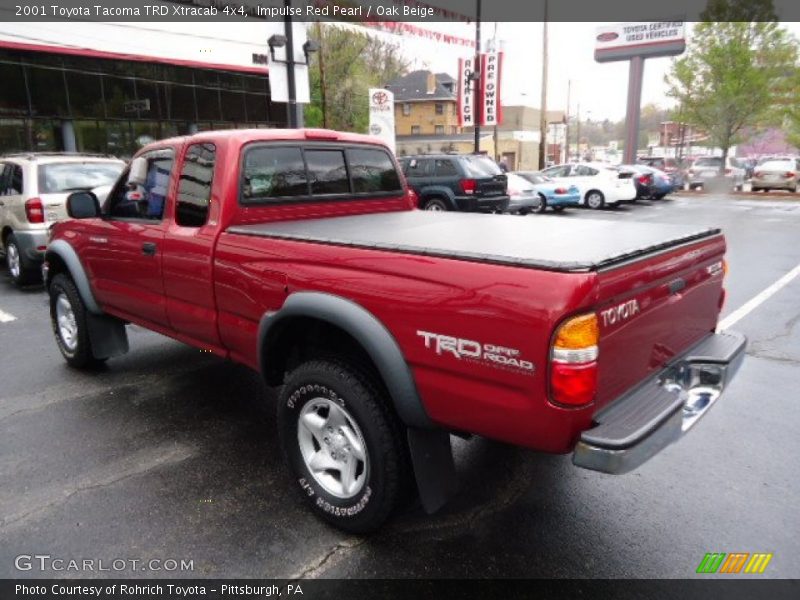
[418,187,456,210]
[45,240,101,314]
[259,292,432,430]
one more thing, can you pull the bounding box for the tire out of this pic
[585,190,605,209]
[533,194,547,214]
[517,208,530,216]
[4,234,39,286]
[49,273,105,368]
[654,193,667,200]
[552,206,566,213]
[422,197,448,211]
[278,359,411,533]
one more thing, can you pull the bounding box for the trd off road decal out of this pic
[417,331,535,374]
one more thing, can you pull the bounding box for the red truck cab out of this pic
[44,129,745,532]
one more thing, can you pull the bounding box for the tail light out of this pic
[724,168,732,175]
[459,178,477,195]
[407,188,419,207]
[754,171,762,178]
[25,197,45,224]
[554,187,568,194]
[785,172,795,178]
[550,313,599,407]
[720,259,729,310]
[637,174,652,184]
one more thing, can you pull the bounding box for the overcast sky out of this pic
[376,21,800,122]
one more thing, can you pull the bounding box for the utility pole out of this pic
[473,0,482,153]
[575,102,581,162]
[537,0,549,169]
[284,0,303,128]
[564,79,571,163]
[315,21,327,128]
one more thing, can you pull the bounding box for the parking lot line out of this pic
[719,262,800,331]
[0,308,17,323]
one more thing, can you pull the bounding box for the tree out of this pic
[304,24,411,131]
[665,0,797,172]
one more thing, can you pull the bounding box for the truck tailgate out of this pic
[592,232,727,410]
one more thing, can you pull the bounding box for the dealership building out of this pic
[0,20,301,156]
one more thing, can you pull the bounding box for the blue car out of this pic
[514,171,581,212]
[624,164,675,200]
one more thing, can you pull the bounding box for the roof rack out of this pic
[1,151,120,160]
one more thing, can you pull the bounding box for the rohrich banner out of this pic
[457,53,504,128]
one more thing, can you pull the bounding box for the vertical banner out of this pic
[368,88,396,153]
[481,51,503,126]
[457,56,476,128]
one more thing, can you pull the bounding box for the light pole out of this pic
[537,1,549,169]
[473,0,482,153]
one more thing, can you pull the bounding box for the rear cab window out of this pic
[240,143,402,204]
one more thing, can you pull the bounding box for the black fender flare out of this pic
[259,292,432,429]
[45,240,128,359]
[259,292,456,512]
[46,240,102,314]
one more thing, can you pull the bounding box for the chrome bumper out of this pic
[573,330,746,475]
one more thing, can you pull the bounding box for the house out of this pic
[386,70,461,137]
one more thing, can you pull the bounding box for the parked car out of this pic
[399,154,509,212]
[505,173,545,214]
[751,159,800,192]
[0,153,125,285]
[623,165,675,200]
[514,171,581,212]
[540,162,637,209]
[44,128,745,532]
[636,156,686,188]
[686,156,745,191]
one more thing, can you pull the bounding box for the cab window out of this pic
[176,143,215,228]
[107,149,175,220]
[348,148,402,193]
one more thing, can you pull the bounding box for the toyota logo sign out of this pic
[372,91,389,106]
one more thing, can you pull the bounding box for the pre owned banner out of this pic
[480,51,503,126]
[458,53,503,128]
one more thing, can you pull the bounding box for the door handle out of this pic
[142,242,157,256]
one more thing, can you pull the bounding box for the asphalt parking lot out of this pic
[1,194,799,579]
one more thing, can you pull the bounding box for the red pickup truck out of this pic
[44,129,745,532]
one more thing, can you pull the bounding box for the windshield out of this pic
[38,161,124,194]
[461,155,502,178]
[517,172,549,184]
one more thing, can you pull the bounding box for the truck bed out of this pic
[227,211,719,272]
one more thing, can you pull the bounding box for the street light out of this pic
[267,34,287,61]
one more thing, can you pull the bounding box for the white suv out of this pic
[0,153,124,285]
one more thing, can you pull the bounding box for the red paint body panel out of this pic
[49,129,728,455]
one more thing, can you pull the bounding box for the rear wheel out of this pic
[533,194,547,214]
[4,234,39,286]
[278,359,411,533]
[422,197,448,211]
[49,273,105,368]
[585,190,605,209]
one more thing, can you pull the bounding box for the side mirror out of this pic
[128,156,148,186]
[66,191,100,219]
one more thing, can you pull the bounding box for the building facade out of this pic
[386,70,461,138]
[0,21,290,156]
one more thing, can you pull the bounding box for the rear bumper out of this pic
[10,229,48,264]
[573,330,746,475]
[454,195,510,212]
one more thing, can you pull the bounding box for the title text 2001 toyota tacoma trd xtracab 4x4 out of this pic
[43,129,745,532]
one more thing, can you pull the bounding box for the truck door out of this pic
[83,148,174,328]
[162,142,222,350]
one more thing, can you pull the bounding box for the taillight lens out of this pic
[25,197,45,224]
[554,187,568,194]
[459,179,477,195]
[550,313,599,406]
[407,188,419,207]
[786,171,795,178]
[724,168,732,175]
[754,171,762,178]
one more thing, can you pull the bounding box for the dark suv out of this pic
[400,154,509,212]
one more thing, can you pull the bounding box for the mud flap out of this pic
[86,314,129,359]
[407,428,458,514]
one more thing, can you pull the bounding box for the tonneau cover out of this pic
[227,211,720,272]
